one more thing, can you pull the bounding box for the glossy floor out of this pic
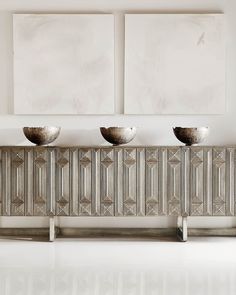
[0,237,235,295]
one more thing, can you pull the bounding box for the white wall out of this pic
[0,0,235,228]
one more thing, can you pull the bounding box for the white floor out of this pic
[0,237,235,295]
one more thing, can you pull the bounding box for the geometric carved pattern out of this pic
[145,148,159,216]
[33,149,47,216]
[100,149,114,216]
[0,146,235,217]
[11,149,25,216]
[79,149,92,216]
[190,148,204,216]
[167,148,181,216]
[124,148,136,216]
[212,148,226,216]
[56,148,70,216]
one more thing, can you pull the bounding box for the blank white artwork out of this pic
[13,14,114,114]
[125,14,225,114]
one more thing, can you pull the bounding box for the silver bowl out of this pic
[100,127,136,146]
[173,127,209,146]
[23,126,61,146]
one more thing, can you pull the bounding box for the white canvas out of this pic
[125,14,225,114]
[13,14,114,114]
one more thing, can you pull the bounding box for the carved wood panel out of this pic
[100,148,114,216]
[145,148,159,216]
[56,148,70,216]
[123,148,137,216]
[136,148,145,216]
[190,148,204,216]
[167,148,181,216]
[33,148,48,216]
[114,148,123,216]
[79,149,92,216]
[212,148,226,216]
[10,149,25,216]
[0,146,235,217]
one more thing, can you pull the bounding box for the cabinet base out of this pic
[0,225,235,242]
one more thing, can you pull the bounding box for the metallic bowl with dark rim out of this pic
[23,126,61,146]
[100,127,136,146]
[173,127,209,146]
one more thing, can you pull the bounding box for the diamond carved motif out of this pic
[57,157,69,167]
[146,203,158,216]
[11,197,24,207]
[168,148,181,162]
[79,203,91,215]
[101,161,113,168]
[34,157,46,167]
[102,204,114,216]
[12,156,24,167]
[34,196,46,205]
[213,203,225,215]
[57,197,69,208]
[168,202,180,215]
[213,149,225,162]
[146,149,158,162]
[191,203,203,216]
[191,149,203,163]
[124,203,136,216]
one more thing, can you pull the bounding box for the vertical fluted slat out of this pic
[92,148,100,216]
[47,148,56,216]
[70,148,79,216]
[114,148,123,216]
[2,149,11,216]
[226,148,234,216]
[137,148,145,216]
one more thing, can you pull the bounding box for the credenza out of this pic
[0,146,235,241]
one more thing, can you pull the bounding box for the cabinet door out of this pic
[0,149,11,216]
[190,148,213,216]
[100,148,114,216]
[10,149,25,216]
[123,148,137,216]
[33,148,48,216]
[166,148,181,215]
[56,148,70,216]
[145,148,159,216]
[226,148,235,216]
[79,149,92,216]
[190,148,204,216]
[0,148,25,216]
[212,148,226,216]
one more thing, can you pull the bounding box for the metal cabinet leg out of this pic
[49,216,55,242]
[177,216,188,242]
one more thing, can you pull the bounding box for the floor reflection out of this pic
[0,237,235,295]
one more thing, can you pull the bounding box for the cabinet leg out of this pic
[177,216,188,242]
[49,216,55,242]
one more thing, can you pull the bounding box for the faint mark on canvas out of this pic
[125,14,225,114]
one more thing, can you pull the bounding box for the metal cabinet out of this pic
[0,146,235,217]
[188,147,235,216]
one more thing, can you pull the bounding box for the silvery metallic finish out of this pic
[173,127,209,146]
[0,146,235,242]
[100,127,136,146]
[23,127,61,145]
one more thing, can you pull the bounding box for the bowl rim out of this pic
[100,127,136,130]
[23,126,61,130]
[173,127,209,129]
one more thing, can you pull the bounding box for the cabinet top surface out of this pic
[0,145,235,149]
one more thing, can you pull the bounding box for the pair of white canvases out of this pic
[13,13,225,115]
